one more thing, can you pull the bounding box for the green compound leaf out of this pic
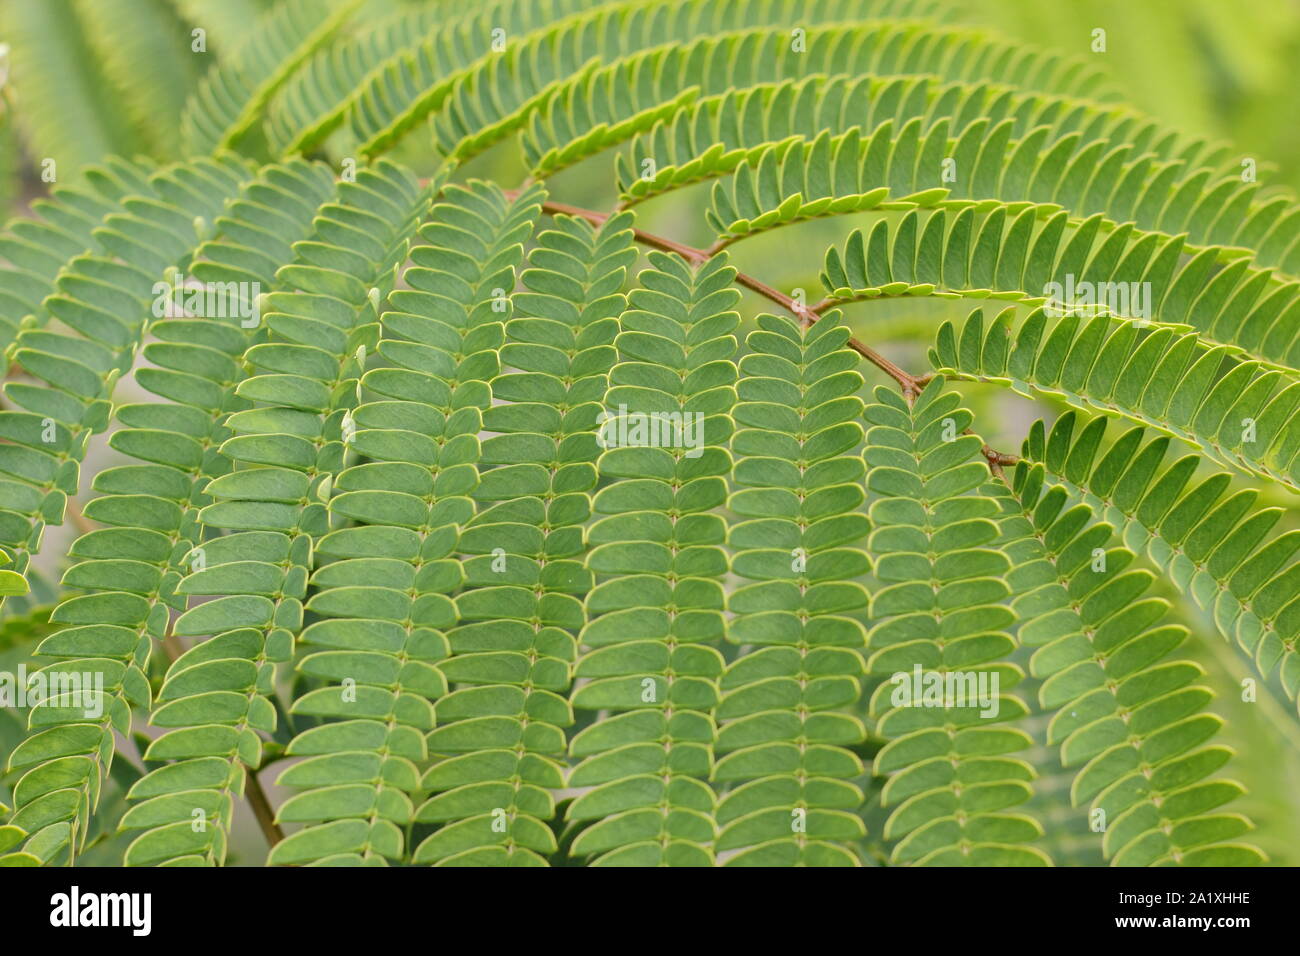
[1021,409,1300,717]
[1004,447,1263,866]
[717,310,870,867]
[564,249,739,866]
[864,381,1049,867]
[0,0,1285,872]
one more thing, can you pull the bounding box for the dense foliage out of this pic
[0,0,1296,867]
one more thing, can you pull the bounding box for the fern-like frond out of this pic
[181,0,362,157]
[707,121,1296,275]
[416,204,638,866]
[0,156,252,602]
[441,11,1114,168]
[341,181,552,867]
[1004,451,1264,865]
[5,159,328,868]
[717,310,870,866]
[1,158,161,345]
[929,305,1300,496]
[1021,410,1300,716]
[562,250,738,866]
[863,381,1048,865]
[115,159,352,867]
[0,0,1289,874]
[359,0,971,161]
[263,2,441,156]
[270,179,542,866]
[823,206,1300,370]
[347,0,621,159]
[615,75,1240,210]
[525,23,1143,182]
[137,160,428,867]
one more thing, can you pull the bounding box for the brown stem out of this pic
[501,190,1012,472]
[510,193,927,394]
[161,629,184,664]
[64,496,94,536]
[245,769,284,849]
